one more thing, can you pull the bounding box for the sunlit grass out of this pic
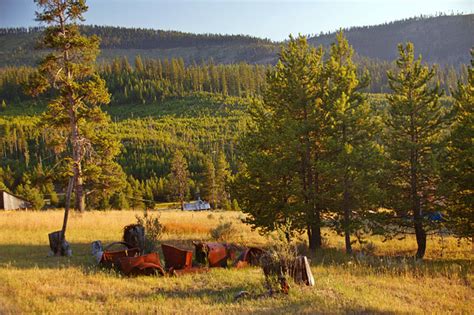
[0,210,472,314]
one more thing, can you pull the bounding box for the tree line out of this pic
[233,34,472,259]
[0,55,467,109]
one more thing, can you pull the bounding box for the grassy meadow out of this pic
[0,210,472,314]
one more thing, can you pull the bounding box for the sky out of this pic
[0,0,472,41]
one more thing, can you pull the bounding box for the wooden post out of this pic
[290,256,314,286]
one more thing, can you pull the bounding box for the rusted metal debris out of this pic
[161,244,193,270]
[193,242,235,267]
[118,252,165,276]
[99,245,141,270]
[193,242,265,269]
[95,241,165,276]
[93,224,315,289]
[235,247,265,268]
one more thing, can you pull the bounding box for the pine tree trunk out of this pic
[308,167,322,251]
[63,10,85,212]
[54,177,74,256]
[413,164,426,259]
[410,123,426,259]
[74,165,85,211]
[71,113,85,212]
[308,212,322,250]
[414,219,426,259]
[343,198,352,255]
[342,125,352,255]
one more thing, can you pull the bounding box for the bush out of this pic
[135,211,164,253]
[231,199,241,211]
[209,221,237,241]
[15,184,44,210]
[361,241,376,255]
[260,241,298,294]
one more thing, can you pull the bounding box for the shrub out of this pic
[231,199,241,211]
[135,211,164,253]
[260,241,298,294]
[209,221,237,241]
[361,241,377,255]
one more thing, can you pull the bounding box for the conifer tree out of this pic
[323,32,381,254]
[169,150,189,210]
[201,156,217,208]
[385,43,446,259]
[16,183,45,210]
[215,151,230,209]
[441,50,473,242]
[235,36,326,249]
[28,0,119,254]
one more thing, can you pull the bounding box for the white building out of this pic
[183,199,211,211]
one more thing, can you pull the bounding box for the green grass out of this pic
[0,210,472,314]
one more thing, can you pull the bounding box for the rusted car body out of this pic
[161,244,193,270]
[118,252,165,276]
[193,242,237,267]
[193,242,264,268]
[235,247,265,268]
[100,247,141,269]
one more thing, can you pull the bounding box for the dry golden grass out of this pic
[0,210,472,314]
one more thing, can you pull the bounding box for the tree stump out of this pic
[48,231,72,256]
[290,256,314,286]
[123,224,145,253]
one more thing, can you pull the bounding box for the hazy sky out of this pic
[0,0,472,40]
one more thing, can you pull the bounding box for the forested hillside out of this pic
[0,12,471,211]
[0,14,472,67]
[310,14,473,65]
[0,94,250,209]
[0,26,277,66]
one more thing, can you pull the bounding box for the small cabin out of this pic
[0,190,32,210]
[183,199,211,211]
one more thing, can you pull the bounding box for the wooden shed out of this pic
[0,190,32,210]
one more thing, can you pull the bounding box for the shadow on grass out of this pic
[0,243,95,270]
[0,239,471,283]
[251,303,397,315]
[304,246,472,282]
[0,238,222,270]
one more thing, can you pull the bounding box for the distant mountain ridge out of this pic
[0,14,472,66]
[309,14,474,65]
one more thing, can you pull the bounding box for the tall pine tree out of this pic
[323,32,382,254]
[28,0,117,254]
[385,43,446,259]
[441,50,473,242]
[201,155,217,208]
[235,36,326,249]
[169,150,189,210]
[215,151,231,209]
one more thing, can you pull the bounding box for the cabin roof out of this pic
[0,189,31,202]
